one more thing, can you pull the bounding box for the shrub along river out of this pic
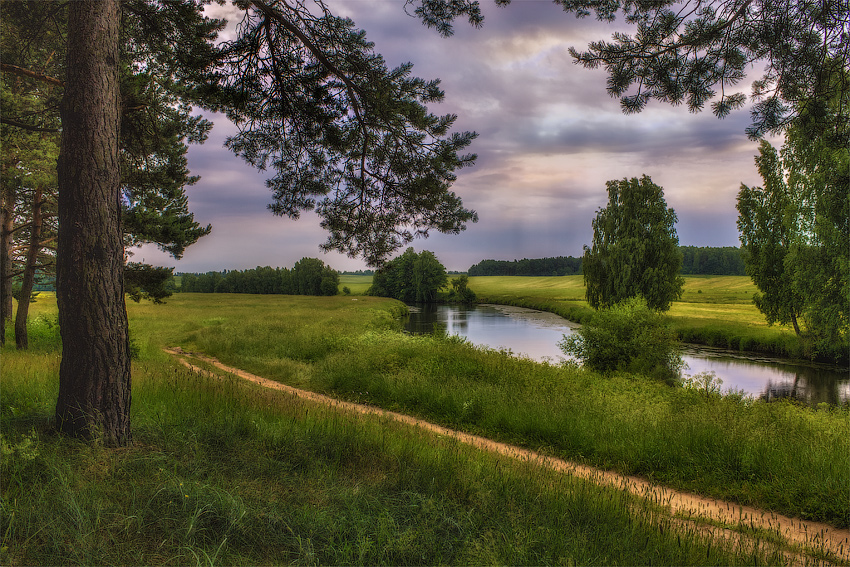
[404,303,850,407]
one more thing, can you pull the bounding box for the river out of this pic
[404,303,850,406]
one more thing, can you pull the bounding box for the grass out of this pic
[134,294,849,529]
[338,274,373,295]
[2,308,791,565]
[2,292,847,565]
[465,275,825,360]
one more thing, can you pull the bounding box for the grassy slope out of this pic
[2,295,801,566]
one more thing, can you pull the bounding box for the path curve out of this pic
[164,347,849,563]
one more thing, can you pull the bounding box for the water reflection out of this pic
[404,303,850,406]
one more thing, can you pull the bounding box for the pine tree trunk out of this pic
[55,0,131,446]
[15,187,44,350]
[0,183,14,346]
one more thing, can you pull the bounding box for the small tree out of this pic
[291,257,339,296]
[124,262,175,304]
[448,275,477,303]
[559,296,683,384]
[583,176,683,312]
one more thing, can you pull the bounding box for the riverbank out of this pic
[467,275,847,364]
[124,295,850,528]
[3,294,847,565]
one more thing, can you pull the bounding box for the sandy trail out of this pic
[164,347,849,563]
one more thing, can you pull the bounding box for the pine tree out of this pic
[562,0,848,140]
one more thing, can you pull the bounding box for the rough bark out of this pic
[15,187,44,350]
[55,0,131,445]
[0,183,15,346]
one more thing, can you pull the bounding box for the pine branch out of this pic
[0,117,60,133]
[0,63,64,87]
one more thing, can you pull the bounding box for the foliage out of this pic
[292,257,340,297]
[737,112,849,360]
[447,275,477,303]
[0,0,215,261]
[214,2,478,266]
[559,296,683,384]
[367,248,448,302]
[737,141,804,334]
[179,258,339,296]
[468,249,745,277]
[562,0,849,140]
[583,176,684,311]
[468,256,583,276]
[679,246,745,276]
[124,262,175,304]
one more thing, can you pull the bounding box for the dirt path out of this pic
[164,347,850,563]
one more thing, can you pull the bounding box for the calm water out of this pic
[404,303,850,406]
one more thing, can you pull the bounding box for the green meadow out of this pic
[2,292,848,565]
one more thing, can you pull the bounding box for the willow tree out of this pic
[583,176,683,312]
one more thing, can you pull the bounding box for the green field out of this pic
[338,274,374,295]
[340,273,827,360]
[452,275,812,360]
[3,292,847,564]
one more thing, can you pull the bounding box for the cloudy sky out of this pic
[136,1,780,273]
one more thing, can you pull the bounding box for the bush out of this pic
[447,275,477,303]
[559,296,683,384]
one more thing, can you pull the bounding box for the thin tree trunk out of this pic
[791,312,801,336]
[15,186,44,350]
[0,183,14,346]
[55,0,130,446]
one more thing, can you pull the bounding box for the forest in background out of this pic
[466,246,745,277]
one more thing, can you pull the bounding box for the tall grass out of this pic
[129,294,849,530]
[1,345,784,565]
[2,293,846,565]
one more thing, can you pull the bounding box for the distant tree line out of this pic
[467,256,583,277]
[468,247,745,277]
[179,258,339,296]
[679,247,745,276]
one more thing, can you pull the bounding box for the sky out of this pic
[135,0,781,273]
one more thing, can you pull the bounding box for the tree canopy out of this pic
[737,103,849,361]
[561,0,849,141]
[736,141,804,335]
[467,256,583,276]
[583,176,684,312]
[368,248,448,303]
[180,259,339,296]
